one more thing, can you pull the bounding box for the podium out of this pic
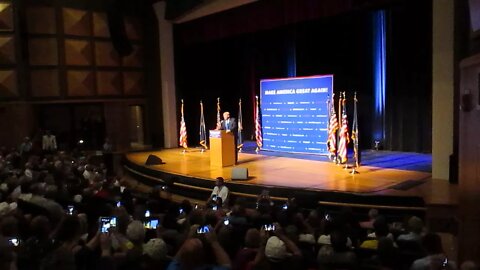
[209,130,235,167]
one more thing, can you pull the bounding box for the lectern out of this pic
[209,130,235,167]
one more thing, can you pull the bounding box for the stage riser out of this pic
[124,156,427,212]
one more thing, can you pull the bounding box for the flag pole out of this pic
[337,91,342,165]
[350,92,360,174]
[237,98,244,153]
[179,99,188,153]
[199,100,208,152]
[326,95,331,160]
[216,97,221,129]
[342,92,350,170]
[255,95,262,153]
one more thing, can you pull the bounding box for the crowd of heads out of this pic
[0,144,477,270]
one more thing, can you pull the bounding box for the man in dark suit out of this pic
[219,111,238,164]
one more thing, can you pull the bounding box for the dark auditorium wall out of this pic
[0,0,160,151]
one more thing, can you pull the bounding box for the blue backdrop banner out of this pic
[260,75,333,154]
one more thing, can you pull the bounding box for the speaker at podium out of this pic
[145,154,165,166]
[231,167,248,180]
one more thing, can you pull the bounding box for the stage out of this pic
[123,148,457,211]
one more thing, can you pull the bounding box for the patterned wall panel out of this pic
[124,17,142,40]
[26,6,56,34]
[30,70,60,97]
[0,3,13,31]
[93,12,109,38]
[123,72,143,95]
[95,41,120,66]
[65,39,92,66]
[97,71,122,95]
[122,45,143,67]
[0,70,17,97]
[0,36,14,64]
[63,8,91,36]
[29,38,58,66]
[67,70,95,96]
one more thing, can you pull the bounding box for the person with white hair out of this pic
[397,216,424,242]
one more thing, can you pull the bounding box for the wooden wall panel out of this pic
[95,41,120,66]
[26,6,56,34]
[93,12,109,38]
[0,3,13,31]
[67,71,95,96]
[0,70,17,97]
[63,8,91,36]
[123,72,143,95]
[65,39,92,66]
[125,17,142,40]
[0,36,15,64]
[97,71,122,95]
[29,38,58,66]
[30,70,60,97]
[0,104,34,148]
[122,45,143,67]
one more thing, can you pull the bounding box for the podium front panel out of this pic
[209,130,235,167]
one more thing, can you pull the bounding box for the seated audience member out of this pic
[397,216,424,242]
[233,228,261,270]
[250,223,303,270]
[410,233,457,270]
[317,230,357,270]
[317,219,353,248]
[208,177,229,207]
[142,238,170,270]
[360,216,393,249]
[167,226,231,270]
[461,261,479,270]
[359,208,379,230]
[41,215,83,270]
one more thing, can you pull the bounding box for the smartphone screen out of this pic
[196,225,210,234]
[263,224,275,231]
[99,217,117,233]
[8,238,20,247]
[144,219,159,229]
[67,205,74,215]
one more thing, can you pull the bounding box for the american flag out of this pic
[216,97,221,129]
[255,95,262,151]
[199,100,207,149]
[351,92,359,168]
[337,93,349,163]
[327,93,339,157]
[237,98,244,151]
[179,99,188,149]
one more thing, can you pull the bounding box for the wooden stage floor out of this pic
[124,148,457,206]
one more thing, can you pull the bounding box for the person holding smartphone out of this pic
[168,225,231,269]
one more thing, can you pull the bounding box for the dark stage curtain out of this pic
[174,0,432,153]
[385,1,432,153]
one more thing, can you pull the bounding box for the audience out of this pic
[0,143,469,270]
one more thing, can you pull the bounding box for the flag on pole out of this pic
[327,93,339,159]
[199,100,208,150]
[237,98,244,151]
[216,97,221,129]
[351,92,359,168]
[337,92,350,164]
[179,99,188,149]
[255,95,262,152]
